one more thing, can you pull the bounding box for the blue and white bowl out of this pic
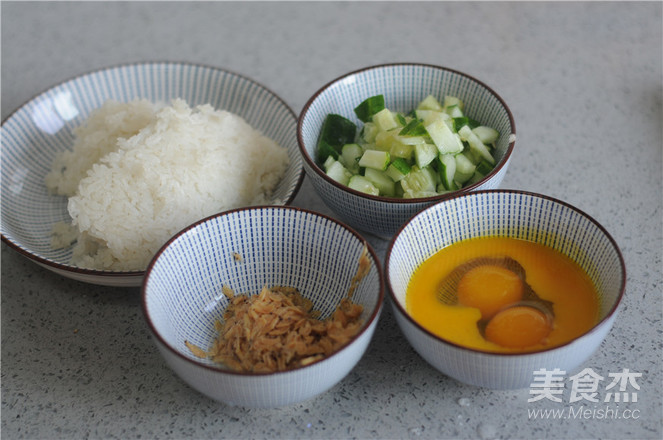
[298,63,516,239]
[386,190,626,389]
[1,62,304,286]
[142,206,384,408]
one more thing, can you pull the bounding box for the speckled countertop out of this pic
[1,2,661,439]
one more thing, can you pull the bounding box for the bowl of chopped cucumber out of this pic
[297,63,516,238]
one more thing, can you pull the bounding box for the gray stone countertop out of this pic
[1,2,661,439]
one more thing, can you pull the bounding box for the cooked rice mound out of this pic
[191,286,364,373]
[46,99,289,271]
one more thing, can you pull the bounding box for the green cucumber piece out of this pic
[443,96,464,111]
[476,159,495,175]
[354,95,385,123]
[317,140,340,163]
[400,166,436,195]
[364,168,396,197]
[452,116,480,132]
[373,108,399,132]
[358,149,390,170]
[341,143,363,174]
[454,153,477,184]
[472,126,500,145]
[438,154,457,190]
[317,114,356,163]
[426,119,464,154]
[399,118,429,137]
[359,122,379,144]
[459,125,495,164]
[389,142,415,160]
[348,175,379,196]
[386,158,412,182]
[445,104,464,118]
[417,95,444,111]
[325,160,352,186]
[414,142,438,168]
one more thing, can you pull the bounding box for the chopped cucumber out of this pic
[443,95,463,111]
[438,154,458,190]
[373,108,399,132]
[458,125,495,165]
[454,153,477,184]
[364,168,396,197]
[417,95,444,111]
[400,166,436,195]
[472,125,500,145]
[399,118,429,137]
[341,143,363,174]
[426,119,464,154]
[453,116,480,132]
[414,142,438,168]
[348,175,379,196]
[386,158,411,182]
[354,95,385,123]
[317,114,356,163]
[325,160,353,186]
[316,94,498,198]
[358,149,390,170]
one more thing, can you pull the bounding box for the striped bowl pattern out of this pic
[298,63,515,239]
[386,190,626,389]
[142,206,384,407]
[1,62,304,287]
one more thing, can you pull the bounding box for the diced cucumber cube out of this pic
[375,130,399,152]
[476,159,495,176]
[318,114,356,149]
[443,96,464,111]
[414,142,438,168]
[364,168,396,197]
[426,119,464,154]
[360,122,379,144]
[354,95,385,123]
[348,175,379,196]
[386,158,412,182]
[400,166,436,194]
[459,125,495,164]
[472,126,500,145]
[341,143,363,174]
[389,142,415,160]
[453,116,480,132]
[325,160,353,186]
[317,140,340,163]
[438,154,457,191]
[323,155,336,172]
[417,95,444,111]
[373,108,399,132]
[358,149,390,170]
[399,118,429,137]
[445,104,464,118]
[454,153,477,184]
[415,109,449,126]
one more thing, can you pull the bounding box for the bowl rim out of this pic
[296,62,516,204]
[1,60,305,279]
[384,189,627,357]
[141,204,386,376]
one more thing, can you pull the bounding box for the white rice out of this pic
[47,98,289,271]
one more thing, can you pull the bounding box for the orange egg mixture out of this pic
[406,236,600,352]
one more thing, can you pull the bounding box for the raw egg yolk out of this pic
[484,306,552,348]
[456,265,523,319]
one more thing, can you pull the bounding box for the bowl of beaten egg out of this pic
[1,62,304,287]
[385,190,625,389]
[142,206,384,408]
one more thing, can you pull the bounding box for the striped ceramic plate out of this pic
[1,62,304,287]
